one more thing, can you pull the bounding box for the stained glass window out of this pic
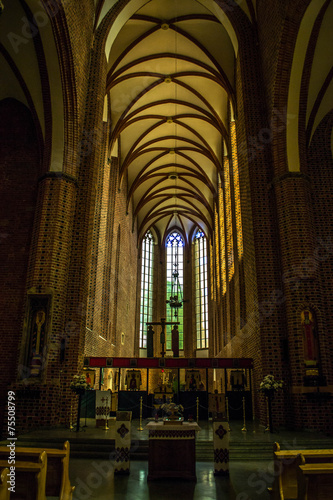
[194,230,209,349]
[139,231,154,349]
[166,231,184,350]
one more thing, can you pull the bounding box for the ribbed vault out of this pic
[106,0,236,242]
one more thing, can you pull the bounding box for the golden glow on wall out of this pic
[231,121,243,259]
[214,205,220,296]
[224,155,234,280]
[210,240,215,301]
[218,180,226,295]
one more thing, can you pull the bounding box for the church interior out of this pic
[0,0,333,498]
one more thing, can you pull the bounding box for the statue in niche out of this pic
[29,308,46,376]
[301,309,318,365]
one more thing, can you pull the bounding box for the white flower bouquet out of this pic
[70,374,90,394]
[259,374,283,395]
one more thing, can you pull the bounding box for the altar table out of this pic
[146,421,201,481]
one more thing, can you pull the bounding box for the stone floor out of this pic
[69,458,272,500]
[4,418,333,500]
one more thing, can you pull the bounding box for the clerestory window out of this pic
[194,229,209,349]
[139,231,154,349]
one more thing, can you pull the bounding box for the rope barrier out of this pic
[227,403,243,411]
[118,404,139,410]
[117,399,213,412]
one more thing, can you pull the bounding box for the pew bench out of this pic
[0,451,47,500]
[297,456,333,500]
[0,468,10,500]
[270,442,333,500]
[0,441,74,500]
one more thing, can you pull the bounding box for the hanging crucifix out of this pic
[146,317,180,357]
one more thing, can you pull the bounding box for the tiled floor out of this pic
[64,419,332,500]
[68,458,271,500]
[5,419,333,500]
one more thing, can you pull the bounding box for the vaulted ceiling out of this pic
[0,0,332,246]
[106,0,237,244]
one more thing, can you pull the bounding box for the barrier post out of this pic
[137,396,143,431]
[241,396,247,432]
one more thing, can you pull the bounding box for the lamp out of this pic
[166,254,184,318]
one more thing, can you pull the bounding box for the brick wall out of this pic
[0,99,40,434]
[1,0,332,435]
[305,113,333,433]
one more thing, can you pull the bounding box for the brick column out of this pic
[273,172,327,429]
[9,173,78,433]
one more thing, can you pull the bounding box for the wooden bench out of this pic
[270,442,333,500]
[0,451,47,500]
[297,455,333,500]
[0,441,74,500]
[0,468,10,500]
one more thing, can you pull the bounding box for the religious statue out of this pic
[301,309,318,364]
[147,324,154,357]
[130,373,137,390]
[29,308,46,376]
[171,324,179,357]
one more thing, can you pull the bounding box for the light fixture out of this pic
[166,255,184,316]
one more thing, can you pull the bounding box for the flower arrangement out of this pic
[70,374,90,394]
[161,402,184,419]
[259,374,283,396]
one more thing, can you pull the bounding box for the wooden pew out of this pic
[0,468,10,500]
[297,454,333,500]
[0,451,47,500]
[0,441,75,500]
[270,442,333,500]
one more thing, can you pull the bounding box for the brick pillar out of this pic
[8,173,78,433]
[273,172,325,429]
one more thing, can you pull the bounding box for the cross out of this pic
[146,317,179,357]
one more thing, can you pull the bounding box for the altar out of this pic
[146,421,201,481]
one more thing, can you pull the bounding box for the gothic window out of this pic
[166,231,184,350]
[194,230,209,349]
[139,231,154,349]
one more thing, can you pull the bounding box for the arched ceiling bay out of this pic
[0,0,64,172]
[287,0,333,171]
[106,0,236,243]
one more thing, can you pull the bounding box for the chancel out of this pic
[0,0,333,499]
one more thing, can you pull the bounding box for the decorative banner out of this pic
[95,389,111,426]
[114,411,132,475]
[213,420,229,476]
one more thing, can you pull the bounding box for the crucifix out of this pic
[146,317,180,357]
